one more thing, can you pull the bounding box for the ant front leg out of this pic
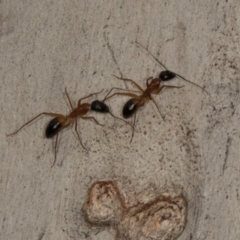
[104,92,140,102]
[157,85,185,94]
[65,88,74,111]
[78,90,104,106]
[146,77,154,88]
[113,75,145,92]
[103,87,141,102]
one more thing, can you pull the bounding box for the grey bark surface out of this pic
[1,0,239,239]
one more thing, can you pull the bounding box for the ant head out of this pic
[91,100,109,113]
[159,70,176,81]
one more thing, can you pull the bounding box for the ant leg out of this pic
[80,116,104,126]
[150,97,165,121]
[113,75,144,92]
[146,77,153,88]
[151,85,184,120]
[103,88,141,101]
[7,112,64,136]
[129,111,137,144]
[65,88,74,111]
[74,121,87,150]
[78,89,104,106]
[157,85,184,94]
[108,111,133,129]
[51,133,59,168]
[104,92,140,102]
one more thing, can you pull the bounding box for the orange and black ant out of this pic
[7,88,130,167]
[103,42,209,143]
[103,76,184,143]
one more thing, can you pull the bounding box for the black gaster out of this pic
[122,99,138,119]
[159,70,176,81]
[45,117,62,138]
[91,100,109,113]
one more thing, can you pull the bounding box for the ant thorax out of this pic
[150,78,161,87]
[145,78,161,95]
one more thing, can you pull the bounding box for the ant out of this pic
[7,88,130,167]
[103,42,209,143]
[103,76,184,143]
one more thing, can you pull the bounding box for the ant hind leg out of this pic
[129,111,137,144]
[7,112,64,136]
[51,133,59,168]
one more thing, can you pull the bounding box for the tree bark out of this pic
[1,0,239,239]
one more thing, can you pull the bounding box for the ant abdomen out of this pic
[45,117,62,138]
[91,100,109,113]
[159,70,176,81]
[122,99,138,119]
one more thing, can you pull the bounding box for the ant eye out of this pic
[159,71,176,81]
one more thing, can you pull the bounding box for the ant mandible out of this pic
[7,88,129,167]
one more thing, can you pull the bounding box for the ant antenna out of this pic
[136,41,210,96]
[136,41,168,70]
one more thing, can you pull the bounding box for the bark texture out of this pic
[1,0,239,239]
